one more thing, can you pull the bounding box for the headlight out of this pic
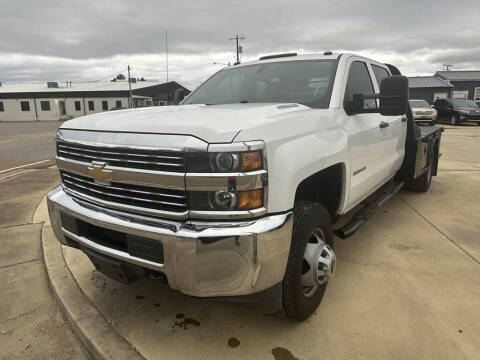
[186,141,267,214]
[186,143,265,173]
[189,189,263,211]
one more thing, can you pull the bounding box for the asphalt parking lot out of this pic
[0,121,61,171]
[1,121,479,360]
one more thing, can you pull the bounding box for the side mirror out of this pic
[174,89,186,104]
[379,75,409,116]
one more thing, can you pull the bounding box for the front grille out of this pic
[57,141,185,172]
[61,171,187,213]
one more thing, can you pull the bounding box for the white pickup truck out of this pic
[47,52,443,321]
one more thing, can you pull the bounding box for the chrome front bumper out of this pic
[47,186,293,297]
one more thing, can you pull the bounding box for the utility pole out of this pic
[165,29,169,83]
[229,35,245,64]
[443,64,453,71]
[127,65,133,108]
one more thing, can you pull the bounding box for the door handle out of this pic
[379,121,389,129]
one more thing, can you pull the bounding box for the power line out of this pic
[229,35,245,64]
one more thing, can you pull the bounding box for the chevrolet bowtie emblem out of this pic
[87,161,112,184]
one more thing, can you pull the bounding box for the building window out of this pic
[40,100,50,111]
[21,101,30,111]
[88,101,95,111]
[75,101,81,111]
[0,102,3,112]
[116,100,122,108]
[102,101,108,111]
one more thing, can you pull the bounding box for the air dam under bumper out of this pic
[47,186,293,297]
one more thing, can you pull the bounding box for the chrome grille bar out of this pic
[60,171,188,216]
[57,141,186,172]
[61,172,185,199]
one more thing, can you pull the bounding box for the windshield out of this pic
[183,60,337,108]
[452,99,478,108]
[409,100,430,108]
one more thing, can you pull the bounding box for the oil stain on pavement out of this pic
[271,347,299,360]
[171,313,200,331]
[227,337,240,348]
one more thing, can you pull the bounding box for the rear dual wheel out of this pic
[281,201,335,321]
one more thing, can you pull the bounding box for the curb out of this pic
[36,196,145,360]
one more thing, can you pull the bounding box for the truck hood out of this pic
[61,103,312,143]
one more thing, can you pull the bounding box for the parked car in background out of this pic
[433,98,480,125]
[409,99,437,125]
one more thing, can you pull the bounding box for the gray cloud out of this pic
[1,0,479,85]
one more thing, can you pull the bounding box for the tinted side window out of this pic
[371,65,390,87]
[344,61,376,110]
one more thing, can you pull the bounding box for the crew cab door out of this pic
[342,59,398,210]
[370,63,407,185]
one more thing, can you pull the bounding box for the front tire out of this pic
[450,114,458,125]
[281,201,335,321]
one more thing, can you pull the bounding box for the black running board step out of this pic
[335,181,404,239]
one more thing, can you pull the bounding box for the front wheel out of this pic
[281,201,335,321]
[450,114,458,125]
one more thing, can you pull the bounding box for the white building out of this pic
[0,80,190,121]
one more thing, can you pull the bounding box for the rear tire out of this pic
[281,201,335,321]
[408,150,434,192]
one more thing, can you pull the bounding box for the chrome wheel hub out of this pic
[301,228,336,297]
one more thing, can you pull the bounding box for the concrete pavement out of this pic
[0,167,88,359]
[39,124,480,360]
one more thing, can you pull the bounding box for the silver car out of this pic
[409,99,437,126]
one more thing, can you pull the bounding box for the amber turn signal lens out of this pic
[240,151,262,171]
[238,189,263,210]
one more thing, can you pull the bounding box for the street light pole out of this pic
[165,29,169,83]
[127,65,133,108]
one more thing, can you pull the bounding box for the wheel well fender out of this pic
[294,163,346,217]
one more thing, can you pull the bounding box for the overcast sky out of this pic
[1,0,479,89]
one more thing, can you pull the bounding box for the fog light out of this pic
[210,191,237,209]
